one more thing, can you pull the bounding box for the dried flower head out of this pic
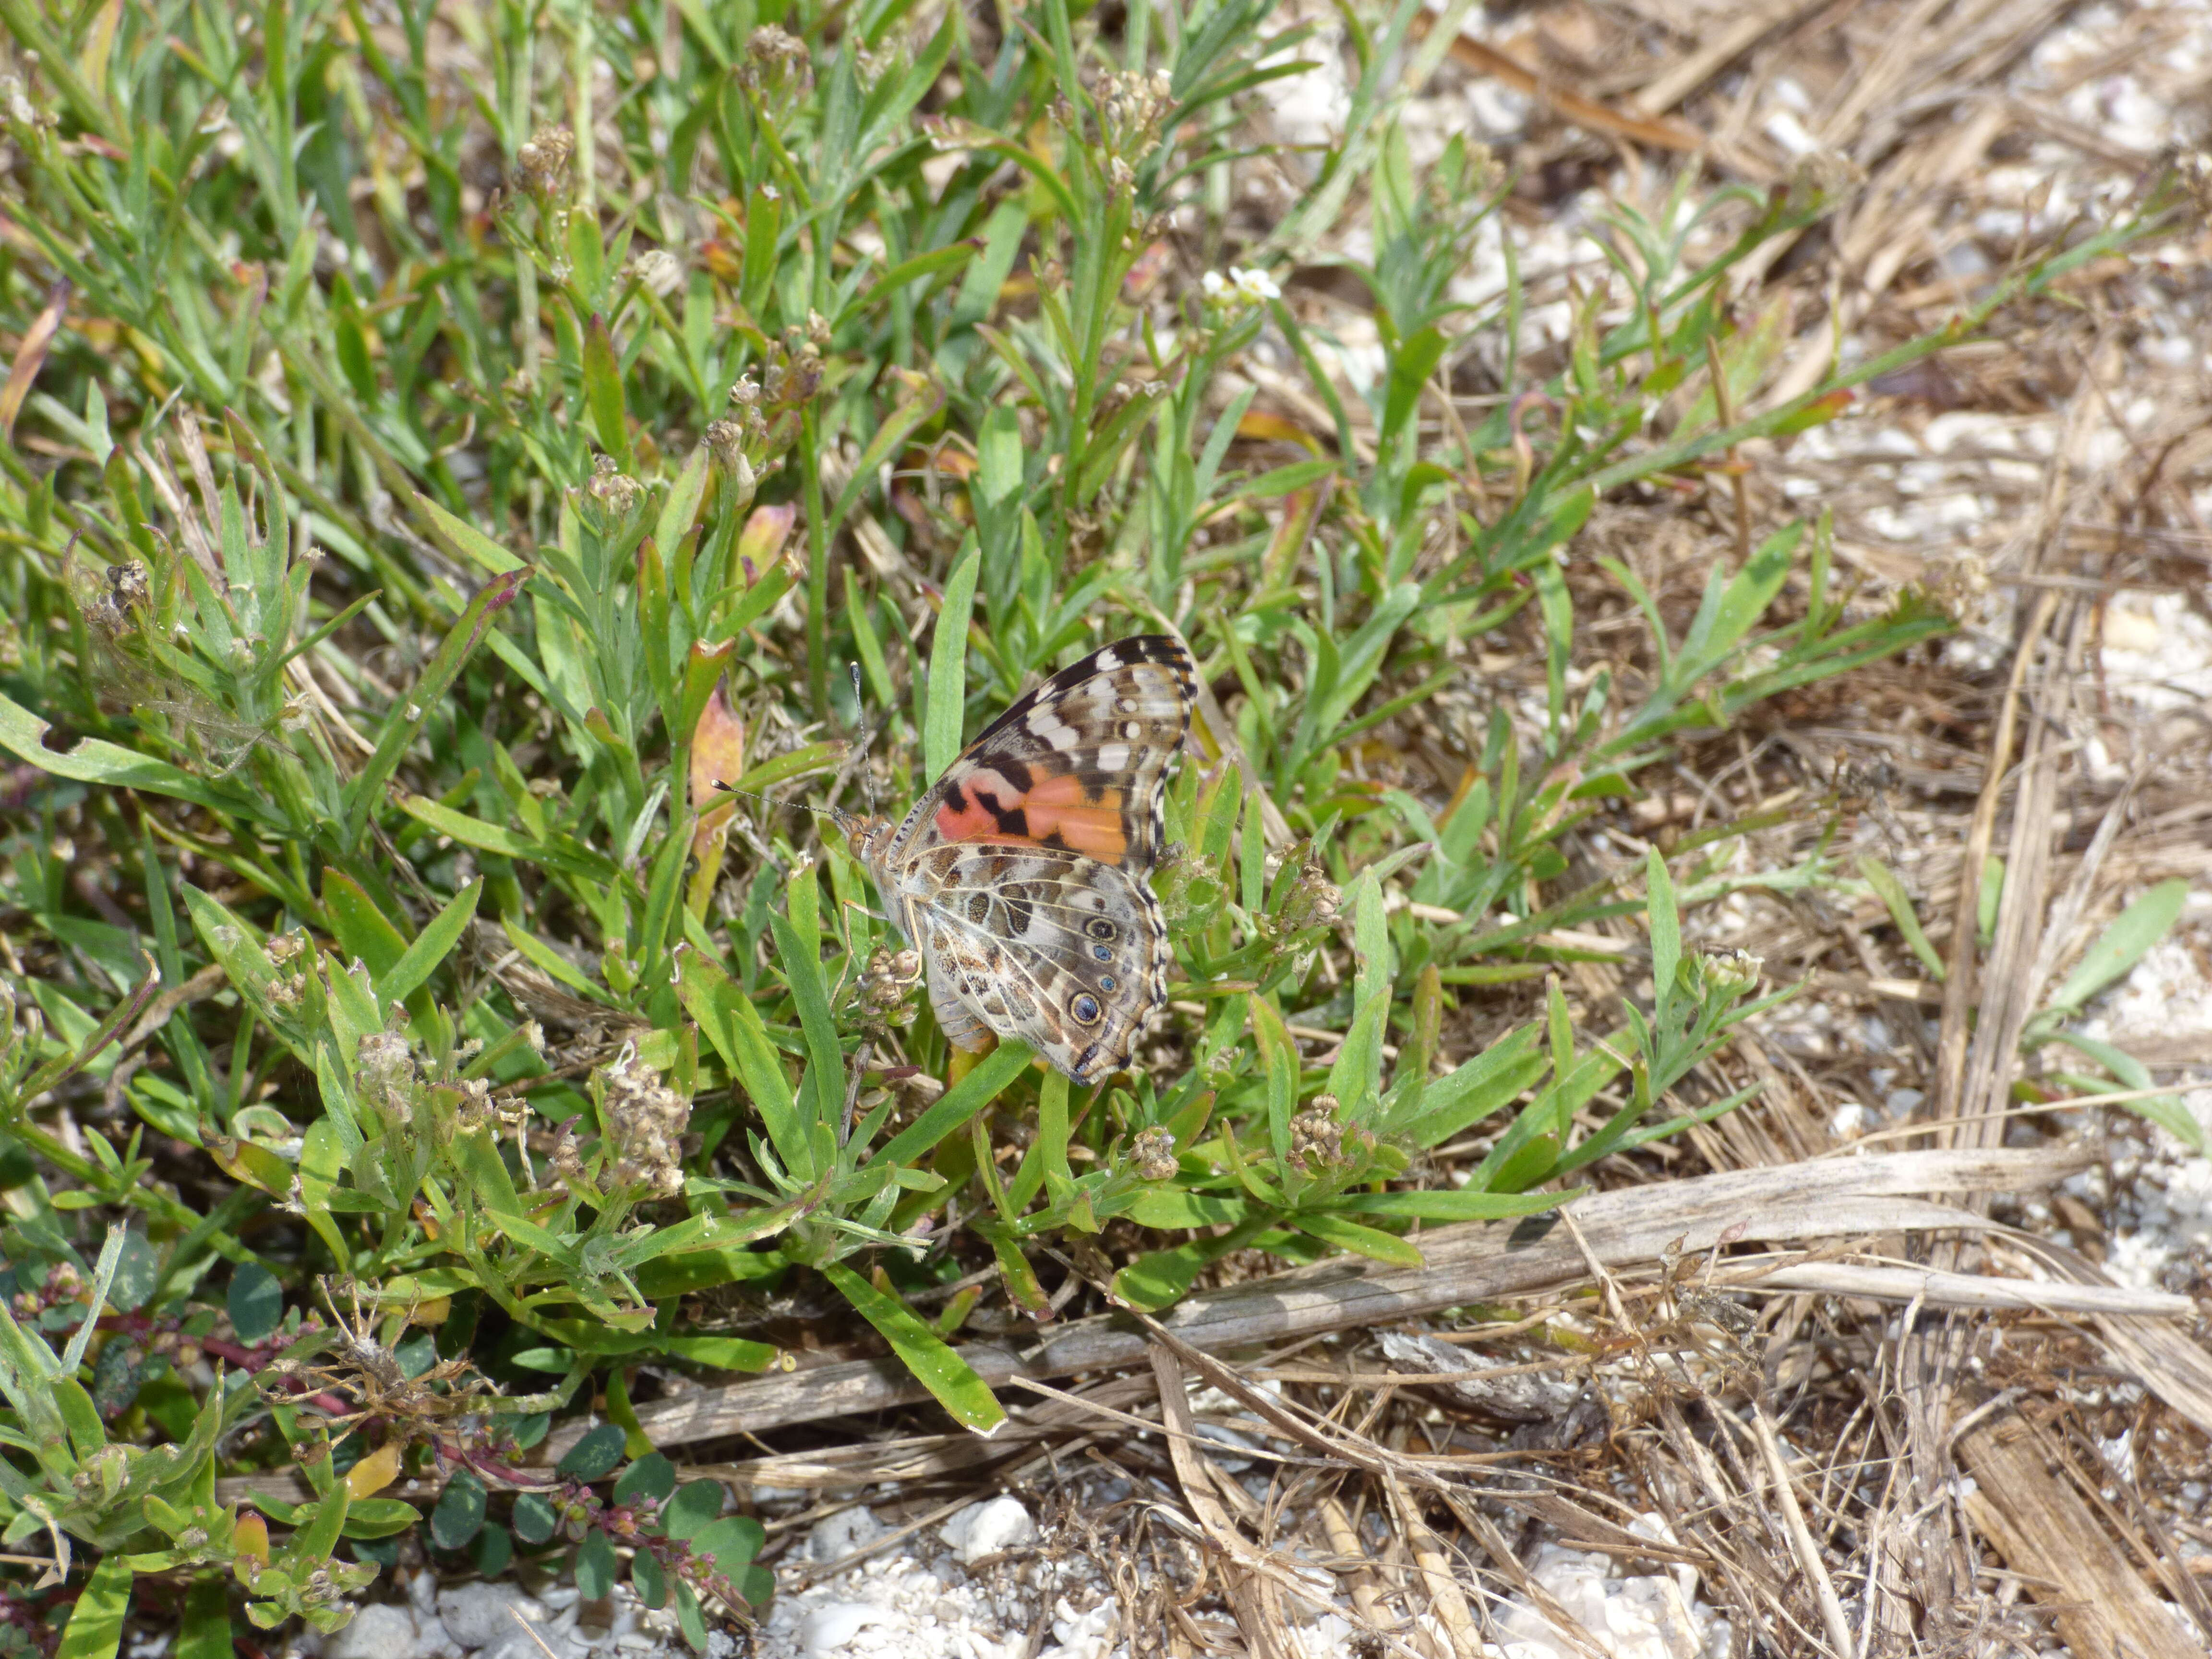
[1288,1096,1345,1171]
[586,454,645,517]
[1273,856,1342,937]
[516,125,575,200]
[596,1046,692,1198]
[1129,1127,1179,1182]
[860,948,921,1022]
[356,1026,421,1130]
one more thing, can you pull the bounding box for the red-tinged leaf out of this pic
[0,278,71,445]
[1773,388,1855,434]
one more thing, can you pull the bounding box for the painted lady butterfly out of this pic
[850,635,1198,1084]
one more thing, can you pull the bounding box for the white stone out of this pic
[808,1505,886,1564]
[438,1584,547,1651]
[940,1496,1037,1564]
[324,1605,430,1659]
[797,1602,895,1657]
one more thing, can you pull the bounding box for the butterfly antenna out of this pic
[848,661,877,817]
[714,780,853,836]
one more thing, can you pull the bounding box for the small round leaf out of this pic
[575,1528,616,1600]
[429,1468,486,1550]
[662,1481,725,1540]
[556,1423,626,1483]
[690,1516,766,1574]
[511,1492,557,1546]
[471,1523,513,1578]
[631,1549,667,1610]
[613,1453,674,1504]
[228,1264,285,1344]
[671,1581,708,1653]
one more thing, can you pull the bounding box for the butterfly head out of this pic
[842,813,898,878]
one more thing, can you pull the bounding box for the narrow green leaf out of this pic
[322,871,409,983]
[1293,1211,1424,1267]
[820,1263,1005,1434]
[379,879,481,1007]
[55,1555,132,1659]
[583,315,631,469]
[177,1578,231,1659]
[1647,848,1680,1024]
[415,492,527,576]
[869,1042,1034,1167]
[0,693,268,823]
[1857,856,1946,983]
[2046,880,2188,1020]
[925,543,981,780]
[343,570,528,850]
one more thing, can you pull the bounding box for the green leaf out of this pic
[429,1467,486,1550]
[177,1578,232,1659]
[340,1499,422,1539]
[583,314,631,470]
[287,1486,350,1565]
[557,1424,627,1482]
[321,872,409,984]
[56,1554,132,1659]
[1294,1211,1424,1267]
[673,1580,709,1652]
[228,1264,285,1344]
[662,1481,725,1541]
[869,1042,1034,1167]
[1647,848,1680,1026]
[2039,1031,2202,1152]
[471,1524,513,1578]
[631,1549,667,1610]
[0,693,273,824]
[925,542,981,780]
[379,879,482,1007]
[820,1263,1005,1435]
[415,492,527,577]
[688,1515,766,1575]
[342,570,528,850]
[1333,1187,1575,1221]
[1857,856,1946,983]
[575,1528,617,1600]
[613,1453,676,1504]
[512,1493,558,1545]
[2045,880,2188,1020]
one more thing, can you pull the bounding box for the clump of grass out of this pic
[0,0,2176,1648]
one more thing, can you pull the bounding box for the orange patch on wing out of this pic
[930,771,1131,862]
[1022,774,1128,861]
[933,792,1010,843]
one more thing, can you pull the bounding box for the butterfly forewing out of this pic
[860,635,1196,1082]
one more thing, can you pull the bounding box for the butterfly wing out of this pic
[874,635,1195,1082]
[911,843,1168,1083]
[886,633,1196,873]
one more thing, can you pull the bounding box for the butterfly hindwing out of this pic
[912,844,1167,1084]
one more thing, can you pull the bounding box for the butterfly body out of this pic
[851,635,1197,1083]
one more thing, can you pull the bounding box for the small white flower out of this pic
[1231,265,1280,301]
[1201,270,1229,298]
